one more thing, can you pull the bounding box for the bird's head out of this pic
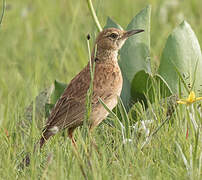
[95,28,144,51]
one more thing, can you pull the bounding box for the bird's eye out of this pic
[109,33,118,39]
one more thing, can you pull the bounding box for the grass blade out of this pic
[176,142,190,174]
[0,0,5,27]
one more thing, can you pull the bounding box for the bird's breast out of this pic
[89,62,123,128]
[93,62,123,96]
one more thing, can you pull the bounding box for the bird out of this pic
[38,28,144,149]
[20,28,144,167]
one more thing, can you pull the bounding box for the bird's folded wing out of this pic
[45,65,91,129]
[46,96,86,129]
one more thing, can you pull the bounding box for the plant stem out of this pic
[0,0,5,27]
[86,0,102,32]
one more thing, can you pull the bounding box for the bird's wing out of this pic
[45,65,91,130]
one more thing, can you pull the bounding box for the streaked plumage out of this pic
[39,28,144,148]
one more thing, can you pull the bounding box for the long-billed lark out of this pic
[39,28,144,148]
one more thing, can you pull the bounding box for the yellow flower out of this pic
[177,91,202,105]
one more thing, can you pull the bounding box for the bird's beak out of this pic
[123,29,144,39]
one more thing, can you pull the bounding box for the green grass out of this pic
[0,0,202,179]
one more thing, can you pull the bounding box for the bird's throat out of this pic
[92,47,118,62]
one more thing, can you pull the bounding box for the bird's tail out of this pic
[39,129,53,148]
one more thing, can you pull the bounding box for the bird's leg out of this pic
[89,127,101,156]
[90,136,100,155]
[68,128,77,148]
[68,128,89,179]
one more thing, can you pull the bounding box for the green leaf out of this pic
[119,5,151,108]
[158,21,202,95]
[119,72,131,109]
[131,70,172,104]
[120,5,151,82]
[104,17,123,30]
[131,70,151,104]
[23,86,54,130]
[154,74,172,98]
[43,80,67,118]
[45,103,54,118]
[22,80,67,129]
[50,80,67,104]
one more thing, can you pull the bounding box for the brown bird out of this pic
[39,28,144,148]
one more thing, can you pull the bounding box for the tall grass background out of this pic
[0,0,201,179]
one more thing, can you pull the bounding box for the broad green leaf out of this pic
[45,103,54,118]
[119,5,151,108]
[131,70,151,104]
[44,80,67,118]
[50,80,67,104]
[131,70,172,104]
[22,80,67,130]
[120,5,151,82]
[24,80,67,122]
[158,21,202,95]
[119,72,131,109]
[23,86,54,130]
[104,17,123,30]
[154,74,172,98]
